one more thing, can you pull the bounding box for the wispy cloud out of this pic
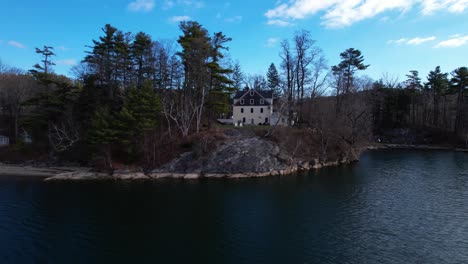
[422,0,468,14]
[435,35,468,48]
[387,36,436,45]
[128,0,155,12]
[224,15,242,23]
[265,0,468,28]
[407,36,437,45]
[163,0,204,9]
[8,40,26,49]
[266,19,293,27]
[56,59,77,66]
[56,46,69,51]
[265,37,280,48]
[169,15,191,23]
[387,38,407,44]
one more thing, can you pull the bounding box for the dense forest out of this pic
[0,21,467,170]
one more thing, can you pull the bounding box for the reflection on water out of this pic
[1,149,468,263]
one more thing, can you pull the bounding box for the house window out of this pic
[260,108,264,113]
[251,108,254,113]
[260,99,264,104]
[251,119,254,124]
[250,99,254,105]
[241,108,244,113]
[265,117,269,124]
[240,99,244,105]
[242,117,246,123]
[250,90,254,96]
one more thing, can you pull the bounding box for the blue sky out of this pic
[1,0,467,82]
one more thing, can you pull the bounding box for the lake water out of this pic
[1,149,468,263]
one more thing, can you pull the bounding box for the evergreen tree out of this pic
[425,66,449,127]
[87,106,119,169]
[30,46,55,76]
[206,32,234,120]
[450,67,468,135]
[132,32,154,86]
[405,70,423,126]
[332,48,369,115]
[332,48,369,93]
[231,62,244,91]
[118,81,161,159]
[405,70,422,90]
[267,63,280,95]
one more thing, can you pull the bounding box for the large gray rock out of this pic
[155,136,291,174]
[203,137,287,173]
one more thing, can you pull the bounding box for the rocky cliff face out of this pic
[154,129,291,174]
[157,136,290,174]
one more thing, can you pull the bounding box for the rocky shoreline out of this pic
[42,158,356,181]
[6,135,466,182]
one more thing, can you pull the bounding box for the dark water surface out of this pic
[1,149,468,263]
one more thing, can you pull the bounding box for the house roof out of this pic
[233,89,272,106]
[233,89,273,100]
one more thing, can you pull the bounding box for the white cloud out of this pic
[56,46,68,51]
[387,38,407,44]
[163,0,204,9]
[56,59,77,66]
[266,19,293,27]
[169,15,191,23]
[128,0,155,12]
[407,36,436,45]
[388,36,436,45]
[8,41,26,49]
[224,16,242,23]
[421,0,468,14]
[265,0,468,28]
[435,35,468,48]
[265,37,280,48]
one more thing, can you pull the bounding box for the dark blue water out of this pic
[1,149,468,263]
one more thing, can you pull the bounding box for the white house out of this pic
[232,89,287,126]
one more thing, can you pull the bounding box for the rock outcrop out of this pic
[155,136,289,174]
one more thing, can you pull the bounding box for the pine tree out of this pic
[450,67,468,135]
[117,80,161,159]
[425,66,449,127]
[30,45,55,76]
[267,63,280,95]
[87,106,119,169]
[231,62,244,91]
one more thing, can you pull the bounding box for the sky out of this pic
[1,0,467,83]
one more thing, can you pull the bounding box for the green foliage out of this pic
[116,81,161,159]
[29,45,55,76]
[87,107,119,146]
[450,67,468,94]
[231,62,244,90]
[267,63,280,95]
[405,70,423,90]
[332,48,369,93]
[120,81,161,137]
[21,74,78,142]
[425,66,449,95]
